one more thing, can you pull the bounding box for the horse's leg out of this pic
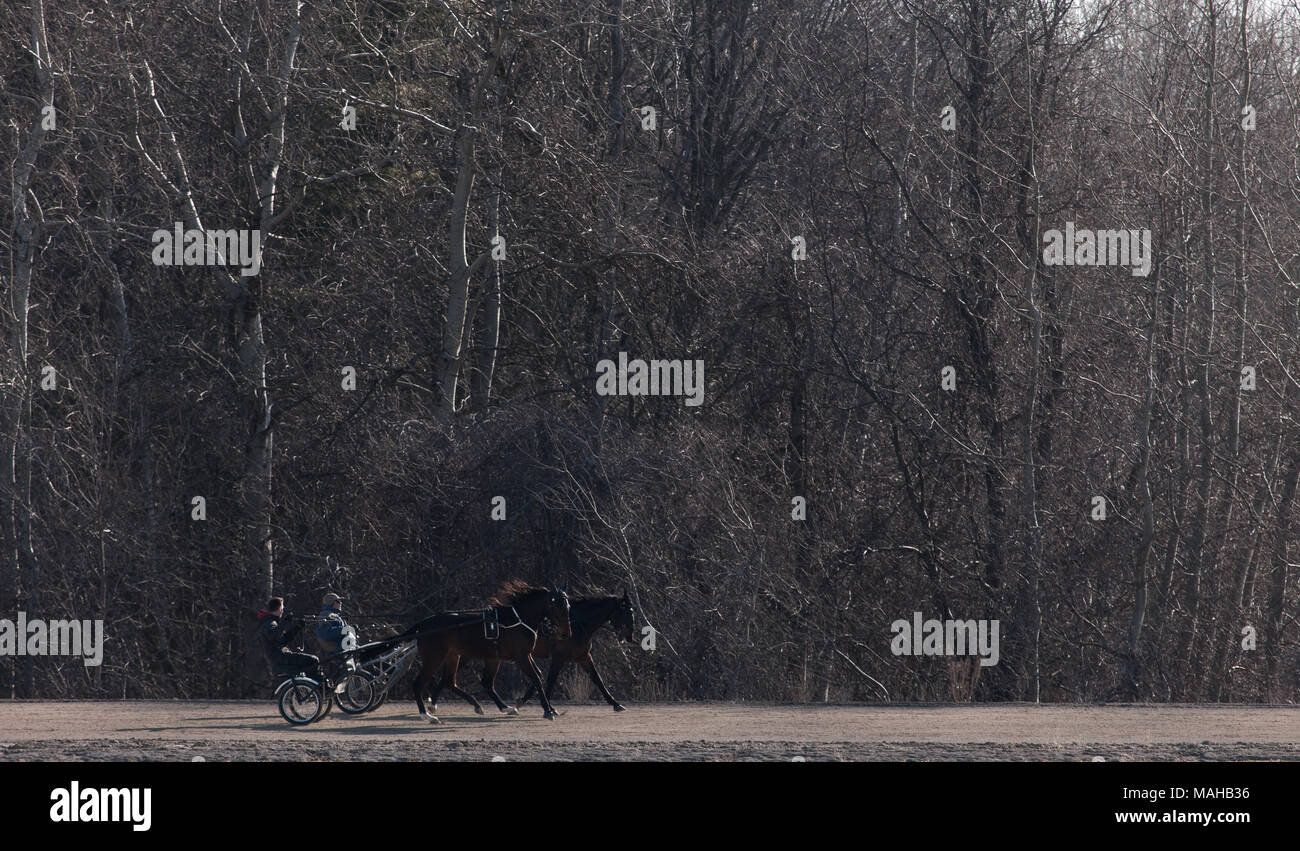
[440,654,486,715]
[519,653,566,706]
[577,650,625,711]
[542,655,568,700]
[411,664,428,718]
[517,666,538,705]
[411,645,442,725]
[427,662,445,713]
[522,653,558,720]
[480,658,515,714]
[519,640,551,705]
[429,653,458,713]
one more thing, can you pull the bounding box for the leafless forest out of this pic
[4,0,1300,704]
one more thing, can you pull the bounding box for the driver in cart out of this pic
[315,592,357,656]
[256,597,320,680]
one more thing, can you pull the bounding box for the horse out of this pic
[436,590,637,714]
[516,590,637,711]
[409,582,571,724]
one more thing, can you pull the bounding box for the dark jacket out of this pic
[257,610,302,665]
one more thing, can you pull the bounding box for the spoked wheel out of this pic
[365,688,388,713]
[334,671,377,714]
[278,681,324,726]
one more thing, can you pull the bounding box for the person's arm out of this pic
[267,615,301,648]
[317,612,344,642]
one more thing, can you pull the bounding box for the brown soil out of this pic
[2,700,1298,761]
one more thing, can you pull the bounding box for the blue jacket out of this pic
[315,607,347,653]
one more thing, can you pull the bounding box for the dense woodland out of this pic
[4,0,1300,703]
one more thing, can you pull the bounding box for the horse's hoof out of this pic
[506,705,519,716]
[474,705,486,715]
[428,716,441,725]
[613,704,626,712]
[544,711,557,720]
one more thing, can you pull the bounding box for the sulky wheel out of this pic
[334,670,377,714]
[365,688,388,713]
[316,687,334,721]
[278,680,324,726]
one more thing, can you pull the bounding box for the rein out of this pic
[397,605,532,643]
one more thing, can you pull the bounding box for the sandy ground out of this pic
[1,700,1298,761]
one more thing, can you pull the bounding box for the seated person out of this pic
[257,597,319,679]
[315,592,352,654]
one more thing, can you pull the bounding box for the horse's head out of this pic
[613,589,637,642]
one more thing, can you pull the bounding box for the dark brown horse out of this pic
[517,591,637,711]
[409,582,571,724]
[436,591,636,714]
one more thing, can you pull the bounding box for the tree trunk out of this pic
[436,29,506,422]
[3,0,53,698]
[1179,0,1218,699]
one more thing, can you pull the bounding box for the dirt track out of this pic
[2,700,1298,761]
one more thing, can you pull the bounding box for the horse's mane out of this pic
[489,579,546,606]
[570,593,619,607]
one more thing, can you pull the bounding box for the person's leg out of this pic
[278,652,320,678]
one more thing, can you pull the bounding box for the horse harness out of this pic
[484,605,528,641]
[380,603,551,644]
